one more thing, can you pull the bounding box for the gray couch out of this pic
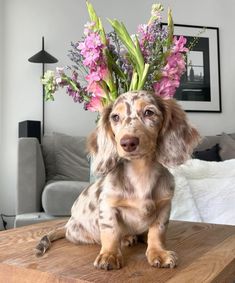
[15,132,235,227]
[193,132,235,161]
[15,133,90,227]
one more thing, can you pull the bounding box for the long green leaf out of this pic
[137,63,149,90]
[105,49,127,81]
[109,20,141,79]
[166,8,174,49]
[129,72,138,91]
[109,19,136,54]
[86,1,99,28]
[109,18,148,90]
[133,35,145,76]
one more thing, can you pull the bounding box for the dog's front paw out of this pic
[146,249,178,268]
[94,250,123,270]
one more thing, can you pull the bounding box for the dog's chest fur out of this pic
[101,159,172,234]
[66,159,174,244]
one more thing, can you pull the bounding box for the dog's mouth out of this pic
[120,149,153,160]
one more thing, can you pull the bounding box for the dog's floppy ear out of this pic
[157,99,201,167]
[87,104,118,176]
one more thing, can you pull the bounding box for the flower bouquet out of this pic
[42,2,188,112]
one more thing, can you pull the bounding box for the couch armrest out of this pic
[16,138,46,214]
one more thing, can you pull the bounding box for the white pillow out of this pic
[170,173,202,222]
[188,177,235,225]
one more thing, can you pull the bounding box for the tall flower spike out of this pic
[85,1,118,103]
[86,1,106,44]
[148,3,164,25]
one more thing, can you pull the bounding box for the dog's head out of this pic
[88,90,200,175]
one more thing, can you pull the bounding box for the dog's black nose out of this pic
[120,136,139,152]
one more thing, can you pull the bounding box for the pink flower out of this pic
[96,65,109,79]
[78,31,104,68]
[83,51,100,67]
[78,28,111,102]
[86,81,106,98]
[172,36,188,53]
[78,32,103,52]
[86,96,103,112]
[85,33,103,50]
[153,77,180,99]
[86,65,109,87]
[154,52,186,99]
[162,53,186,78]
[86,70,102,83]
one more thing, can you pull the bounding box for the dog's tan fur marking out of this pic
[94,230,123,270]
[35,91,200,270]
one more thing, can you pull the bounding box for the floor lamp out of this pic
[28,36,58,135]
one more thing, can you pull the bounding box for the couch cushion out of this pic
[42,180,89,216]
[193,144,221,162]
[42,133,90,182]
[195,135,221,151]
[42,135,56,181]
[219,133,235,160]
[195,133,235,152]
[15,212,57,228]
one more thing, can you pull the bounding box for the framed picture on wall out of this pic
[162,24,221,112]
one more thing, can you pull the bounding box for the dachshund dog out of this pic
[35,90,200,270]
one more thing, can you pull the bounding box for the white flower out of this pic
[151,3,164,16]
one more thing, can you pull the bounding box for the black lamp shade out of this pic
[28,36,58,64]
[28,49,58,64]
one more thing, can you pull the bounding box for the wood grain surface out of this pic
[0,219,234,283]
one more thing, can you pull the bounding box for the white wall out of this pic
[0,0,4,229]
[0,0,3,148]
[1,0,235,221]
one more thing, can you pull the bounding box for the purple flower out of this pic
[137,20,167,62]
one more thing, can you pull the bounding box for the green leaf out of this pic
[137,63,150,90]
[166,8,174,49]
[105,49,127,81]
[109,18,148,90]
[129,72,138,91]
[86,1,99,28]
[98,18,107,44]
[133,35,145,76]
[86,1,107,44]
[109,19,136,54]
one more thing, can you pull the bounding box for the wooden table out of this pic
[0,219,235,283]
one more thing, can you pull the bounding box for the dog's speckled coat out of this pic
[35,91,200,270]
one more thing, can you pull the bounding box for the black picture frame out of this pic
[162,24,221,112]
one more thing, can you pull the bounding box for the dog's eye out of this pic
[111,114,120,122]
[144,109,155,117]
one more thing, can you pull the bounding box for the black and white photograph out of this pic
[170,24,221,112]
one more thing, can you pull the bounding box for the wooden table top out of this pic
[0,219,235,283]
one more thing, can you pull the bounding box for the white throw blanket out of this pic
[170,159,235,225]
